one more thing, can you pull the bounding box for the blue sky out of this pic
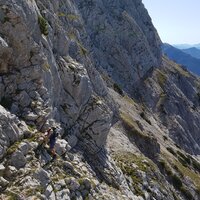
[142,0,200,44]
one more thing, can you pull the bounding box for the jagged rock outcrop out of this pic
[0,105,29,159]
[0,0,200,200]
[134,56,200,155]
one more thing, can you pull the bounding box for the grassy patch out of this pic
[174,160,200,192]
[67,30,77,40]
[38,15,48,36]
[120,112,145,138]
[25,186,44,196]
[27,124,36,132]
[6,141,21,155]
[158,158,173,176]
[66,14,79,21]
[77,41,88,56]
[114,153,156,197]
[42,61,50,71]
[57,12,66,17]
[174,64,190,78]
[177,151,191,167]
[156,93,167,114]
[27,132,42,143]
[52,172,66,182]
[156,69,167,87]
[162,151,200,198]
[123,95,136,105]
[4,191,19,200]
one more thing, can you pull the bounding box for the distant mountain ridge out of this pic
[173,43,200,49]
[182,47,200,59]
[162,43,200,75]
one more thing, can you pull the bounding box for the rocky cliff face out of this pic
[0,0,200,200]
[75,0,161,91]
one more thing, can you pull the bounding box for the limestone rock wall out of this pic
[0,105,29,159]
[74,0,162,91]
[0,0,113,154]
[134,57,200,155]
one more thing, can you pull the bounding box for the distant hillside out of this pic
[162,43,200,75]
[182,47,200,59]
[173,43,200,49]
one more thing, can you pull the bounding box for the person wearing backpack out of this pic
[45,126,58,159]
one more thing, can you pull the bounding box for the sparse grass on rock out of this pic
[156,69,167,88]
[114,153,154,197]
[38,15,48,36]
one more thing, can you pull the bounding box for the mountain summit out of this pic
[0,0,200,200]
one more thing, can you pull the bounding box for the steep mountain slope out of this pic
[134,56,200,155]
[162,43,200,75]
[0,0,200,200]
[74,0,161,92]
[182,47,200,59]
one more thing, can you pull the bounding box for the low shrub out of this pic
[158,159,172,176]
[166,147,176,156]
[113,83,123,95]
[177,151,191,166]
[163,135,168,141]
[192,159,200,173]
[140,112,151,125]
[38,15,48,36]
[171,174,182,189]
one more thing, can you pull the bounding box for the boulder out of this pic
[18,142,32,155]
[4,165,17,178]
[33,168,50,187]
[56,189,70,200]
[10,151,27,169]
[54,139,68,155]
[68,177,80,191]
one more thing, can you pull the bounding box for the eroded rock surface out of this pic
[0,0,200,200]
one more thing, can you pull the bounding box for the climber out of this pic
[45,126,59,159]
